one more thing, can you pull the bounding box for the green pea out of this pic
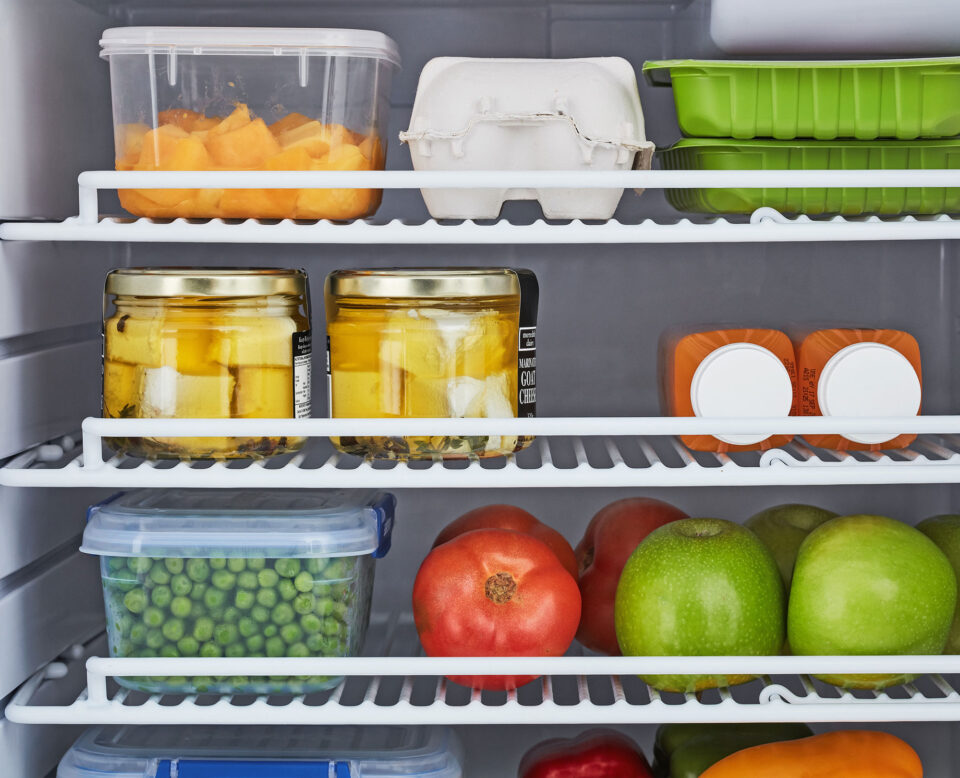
[135,648,158,658]
[237,617,257,638]
[170,574,192,597]
[208,606,225,621]
[305,633,324,653]
[287,642,309,658]
[322,617,341,637]
[300,613,322,634]
[237,571,258,590]
[278,579,297,602]
[143,606,164,628]
[332,602,350,621]
[256,588,277,608]
[251,605,270,623]
[247,557,266,571]
[313,583,331,598]
[222,607,240,624]
[209,558,226,570]
[246,634,265,652]
[227,558,246,573]
[128,557,152,574]
[280,623,303,644]
[274,559,301,578]
[129,622,148,645]
[272,603,295,626]
[306,558,326,575]
[211,570,236,591]
[150,585,172,609]
[193,616,215,642]
[186,559,210,582]
[330,583,349,598]
[263,625,278,638]
[111,568,140,592]
[162,619,185,642]
[146,628,165,649]
[293,593,315,615]
[192,676,213,692]
[292,571,314,593]
[199,642,222,658]
[117,639,135,656]
[235,590,255,610]
[190,601,206,620]
[315,598,334,617]
[266,636,285,657]
[148,565,171,585]
[164,558,184,574]
[123,588,147,614]
[322,559,346,580]
[223,643,244,658]
[215,623,238,645]
[204,587,226,610]
[177,636,199,656]
[257,569,279,588]
[108,557,127,572]
[169,596,190,619]
[159,644,180,658]
[190,582,208,601]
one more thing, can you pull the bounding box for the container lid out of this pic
[100,27,400,68]
[59,725,462,778]
[817,342,922,444]
[327,268,522,299]
[690,343,795,445]
[105,268,308,299]
[81,489,395,559]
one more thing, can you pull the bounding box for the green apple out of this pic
[745,503,838,587]
[614,518,785,693]
[788,514,956,690]
[917,514,960,654]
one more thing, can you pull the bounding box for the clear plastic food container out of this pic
[82,488,395,696]
[103,267,311,461]
[100,27,400,220]
[59,724,463,778]
[325,268,539,459]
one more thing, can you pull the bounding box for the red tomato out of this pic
[519,729,654,778]
[433,504,578,580]
[413,528,582,691]
[576,497,688,655]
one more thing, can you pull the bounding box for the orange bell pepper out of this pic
[699,730,922,778]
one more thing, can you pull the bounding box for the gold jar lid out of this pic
[106,268,308,298]
[327,268,520,299]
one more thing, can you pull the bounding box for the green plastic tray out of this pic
[658,139,960,216]
[644,58,960,140]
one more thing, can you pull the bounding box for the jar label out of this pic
[516,269,539,418]
[293,331,312,419]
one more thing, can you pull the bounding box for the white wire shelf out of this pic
[8,616,960,726]
[5,415,960,489]
[1,170,958,243]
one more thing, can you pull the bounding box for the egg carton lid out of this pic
[100,27,401,67]
[400,57,652,150]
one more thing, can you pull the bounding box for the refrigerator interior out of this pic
[1,0,958,775]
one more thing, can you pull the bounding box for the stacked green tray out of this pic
[644,58,960,140]
[658,139,960,216]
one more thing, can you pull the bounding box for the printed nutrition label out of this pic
[293,330,312,419]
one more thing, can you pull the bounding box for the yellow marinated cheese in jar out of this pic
[103,268,311,459]
[325,268,538,459]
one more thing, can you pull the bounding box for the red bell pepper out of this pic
[519,729,654,778]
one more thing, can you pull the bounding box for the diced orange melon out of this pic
[278,120,332,158]
[137,125,189,169]
[265,146,313,171]
[269,112,313,136]
[193,116,221,131]
[208,103,252,137]
[219,187,298,219]
[118,123,150,165]
[208,118,280,168]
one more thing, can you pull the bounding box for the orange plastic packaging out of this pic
[794,328,922,451]
[659,327,798,453]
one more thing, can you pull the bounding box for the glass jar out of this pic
[103,268,311,460]
[325,268,538,459]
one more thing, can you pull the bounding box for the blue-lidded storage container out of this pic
[58,725,463,778]
[82,489,396,696]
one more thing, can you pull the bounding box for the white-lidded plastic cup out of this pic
[100,27,399,220]
[690,343,795,445]
[817,342,922,444]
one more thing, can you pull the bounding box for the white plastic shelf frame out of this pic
[1,170,958,244]
[5,415,960,489]
[8,616,960,726]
